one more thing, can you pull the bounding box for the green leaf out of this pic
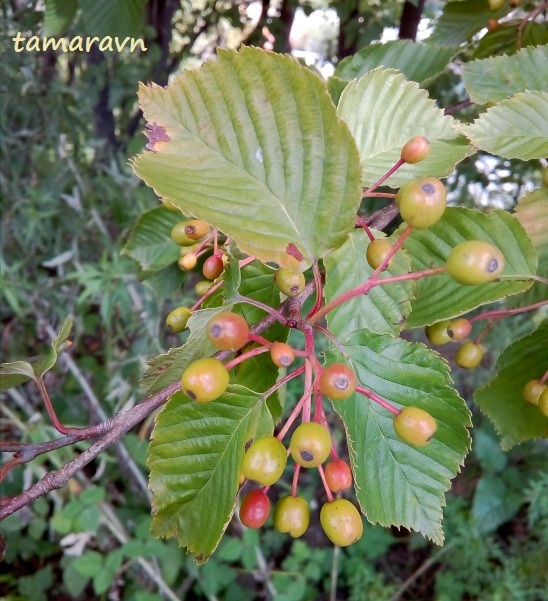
[122,207,182,271]
[324,230,413,340]
[337,68,473,187]
[473,22,548,60]
[33,316,74,377]
[79,0,146,39]
[474,321,548,450]
[471,474,523,534]
[148,386,264,562]
[335,40,456,85]
[44,0,78,36]
[327,75,348,106]
[430,0,511,46]
[132,47,362,268]
[72,552,103,578]
[142,263,185,298]
[398,207,537,328]
[140,306,226,394]
[329,331,471,544]
[463,45,548,105]
[0,361,36,390]
[462,91,548,160]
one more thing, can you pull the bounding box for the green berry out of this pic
[241,437,287,486]
[488,0,504,9]
[166,306,192,333]
[171,222,197,246]
[366,239,393,270]
[195,280,211,296]
[289,422,332,468]
[275,268,305,297]
[395,177,446,229]
[523,379,547,406]
[446,241,505,285]
[425,320,452,345]
[273,495,310,538]
[538,389,548,417]
[393,407,437,446]
[181,358,229,402]
[455,341,484,368]
[320,499,363,547]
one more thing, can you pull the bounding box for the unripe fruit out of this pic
[203,255,224,280]
[239,490,270,529]
[207,312,249,351]
[195,280,210,296]
[241,437,287,486]
[171,222,196,246]
[366,239,393,270]
[270,342,295,367]
[181,358,229,402]
[486,18,499,31]
[447,318,472,341]
[166,306,192,333]
[290,422,332,468]
[184,219,210,240]
[395,177,447,229]
[425,320,452,345]
[538,389,548,417]
[400,136,430,164]
[324,460,353,493]
[179,253,197,271]
[393,407,437,446]
[488,0,504,9]
[274,268,305,297]
[523,379,547,406]
[447,241,505,285]
[455,341,484,368]
[273,495,310,538]
[320,499,363,547]
[319,363,357,401]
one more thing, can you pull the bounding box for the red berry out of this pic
[324,460,353,493]
[203,255,224,280]
[270,342,295,367]
[239,490,271,529]
[207,312,249,351]
[400,136,430,164]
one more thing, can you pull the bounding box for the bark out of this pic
[398,0,425,41]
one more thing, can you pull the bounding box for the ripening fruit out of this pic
[181,358,229,402]
[239,490,271,529]
[324,460,353,493]
[270,342,295,367]
[179,253,197,271]
[241,437,287,486]
[290,422,332,468]
[195,280,211,296]
[166,306,192,333]
[488,0,504,9]
[425,320,452,345]
[538,389,548,417]
[207,312,249,351]
[275,268,306,297]
[395,177,447,229]
[320,499,363,547]
[184,219,210,240]
[455,341,484,369]
[446,241,505,285]
[319,363,357,401]
[171,222,197,247]
[273,495,310,538]
[400,136,430,164]
[523,379,547,406]
[366,239,393,270]
[447,318,472,341]
[393,406,437,446]
[486,18,499,31]
[203,255,224,280]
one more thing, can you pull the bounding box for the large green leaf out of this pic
[397,208,537,328]
[148,386,264,562]
[473,22,548,60]
[329,331,471,544]
[79,0,146,39]
[337,68,473,187]
[463,45,548,105]
[122,207,182,271]
[133,47,362,268]
[44,0,78,36]
[462,91,548,160]
[335,40,456,85]
[323,230,413,340]
[475,321,548,450]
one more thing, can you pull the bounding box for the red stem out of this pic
[224,346,270,371]
[191,280,223,311]
[364,158,405,195]
[355,386,401,416]
[540,369,548,385]
[356,215,376,241]
[238,256,255,269]
[363,192,397,199]
[469,300,548,323]
[276,388,313,442]
[306,261,324,318]
[291,463,301,497]
[317,464,334,502]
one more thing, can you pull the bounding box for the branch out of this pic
[398,0,425,41]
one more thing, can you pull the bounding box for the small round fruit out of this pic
[366,239,393,270]
[401,136,430,164]
[324,460,353,493]
[195,280,211,296]
[270,342,295,367]
[447,318,472,341]
[395,177,446,229]
[486,18,499,31]
[207,312,249,351]
[319,363,357,401]
[290,422,332,468]
[203,255,224,280]
[239,490,271,529]
[320,499,363,547]
[538,389,548,417]
[241,437,287,486]
[394,406,437,446]
[273,495,310,538]
[455,341,484,369]
[425,320,452,345]
[181,358,229,402]
[166,306,192,333]
[184,219,210,240]
[171,222,196,246]
[488,0,504,9]
[523,379,547,406]
[446,241,505,285]
[274,268,305,297]
[179,253,197,271]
